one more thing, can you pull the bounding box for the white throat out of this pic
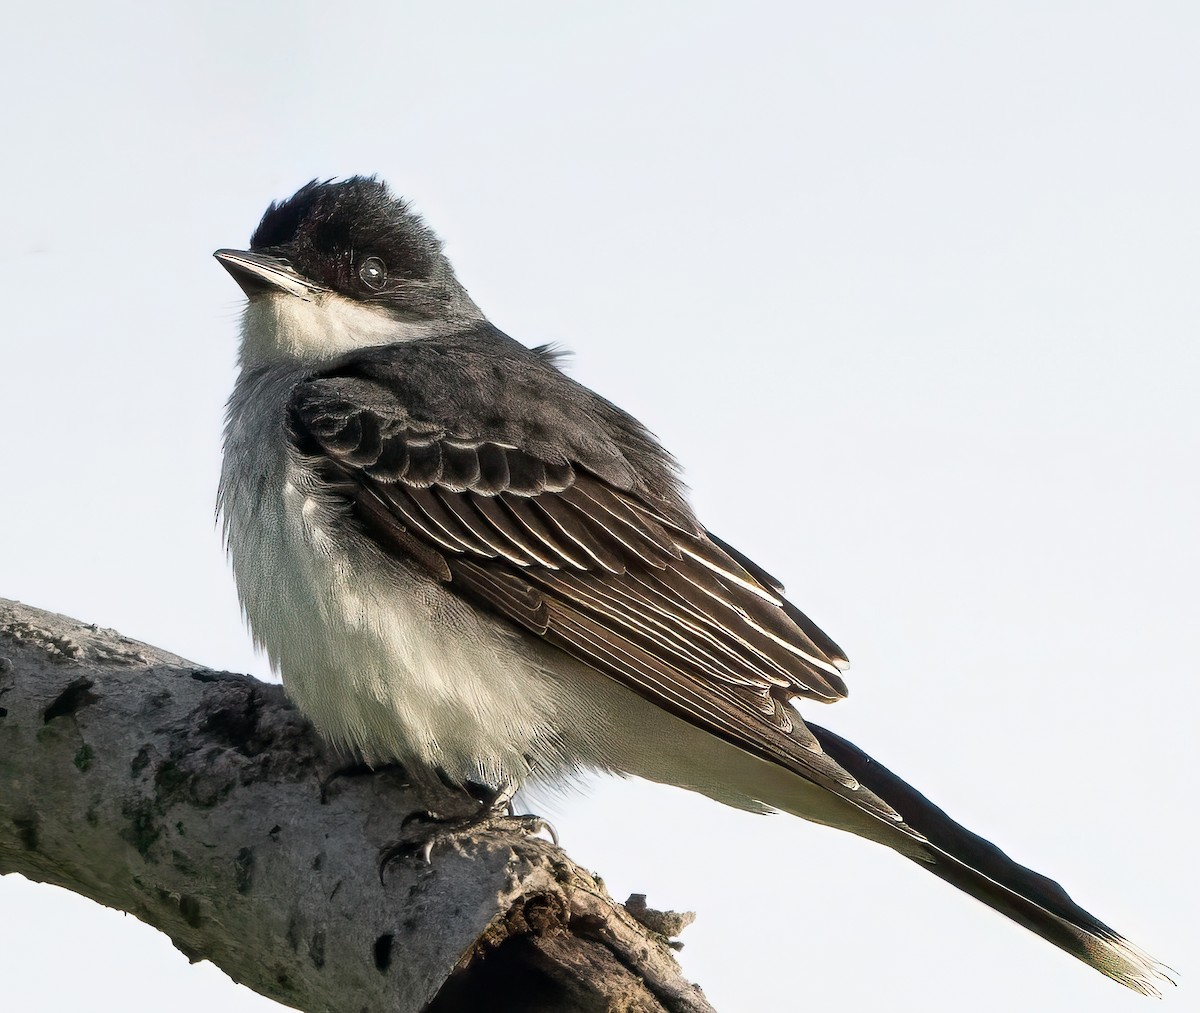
[239,291,462,367]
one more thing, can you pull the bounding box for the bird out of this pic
[215,176,1171,996]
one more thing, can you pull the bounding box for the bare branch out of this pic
[0,599,715,1013]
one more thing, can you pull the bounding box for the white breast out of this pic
[219,364,570,785]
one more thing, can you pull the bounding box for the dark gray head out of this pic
[250,177,447,299]
[216,177,483,366]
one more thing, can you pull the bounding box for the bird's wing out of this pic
[289,333,899,817]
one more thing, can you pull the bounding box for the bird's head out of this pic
[216,177,483,366]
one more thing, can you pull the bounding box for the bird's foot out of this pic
[379,782,557,876]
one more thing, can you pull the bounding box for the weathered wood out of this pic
[0,599,715,1013]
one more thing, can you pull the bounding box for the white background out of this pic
[1,3,1195,1010]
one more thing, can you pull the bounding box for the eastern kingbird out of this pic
[216,177,1170,995]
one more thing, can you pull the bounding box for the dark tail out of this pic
[808,722,1174,996]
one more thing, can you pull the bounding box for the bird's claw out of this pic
[509,813,559,846]
[399,808,443,831]
[379,807,559,878]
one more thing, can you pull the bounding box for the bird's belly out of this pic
[224,456,566,784]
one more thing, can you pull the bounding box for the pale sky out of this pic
[1,3,1195,1010]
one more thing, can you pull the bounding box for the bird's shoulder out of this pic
[288,322,694,524]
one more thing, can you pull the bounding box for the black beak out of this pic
[213,249,324,300]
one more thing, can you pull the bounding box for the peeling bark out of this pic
[0,599,715,1013]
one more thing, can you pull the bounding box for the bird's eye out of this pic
[358,256,387,291]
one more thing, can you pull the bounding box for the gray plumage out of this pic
[216,177,1171,996]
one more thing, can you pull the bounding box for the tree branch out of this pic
[0,599,715,1013]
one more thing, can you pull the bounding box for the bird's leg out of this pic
[380,774,557,874]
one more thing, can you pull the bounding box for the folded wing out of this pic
[290,363,904,823]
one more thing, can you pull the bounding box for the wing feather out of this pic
[500,494,593,570]
[532,495,627,574]
[288,353,880,810]
[469,494,564,569]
